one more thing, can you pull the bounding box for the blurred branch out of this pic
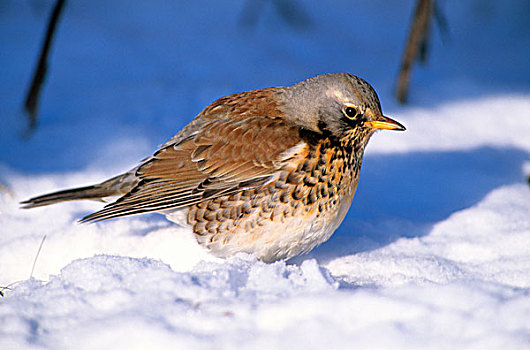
[395,0,433,104]
[239,0,266,27]
[239,0,311,30]
[0,181,15,198]
[417,1,450,64]
[433,0,450,43]
[23,0,67,136]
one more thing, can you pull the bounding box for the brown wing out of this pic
[81,116,307,222]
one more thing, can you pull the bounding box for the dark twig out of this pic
[395,0,433,104]
[23,0,67,135]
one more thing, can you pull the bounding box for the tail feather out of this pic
[20,184,117,209]
[20,172,138,209]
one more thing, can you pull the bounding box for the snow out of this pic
[1,0,530,349]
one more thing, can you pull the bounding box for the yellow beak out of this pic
[364,115,406,131]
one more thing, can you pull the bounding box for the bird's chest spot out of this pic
[187,138,365,260]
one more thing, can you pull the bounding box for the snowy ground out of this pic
[1,0,530,349]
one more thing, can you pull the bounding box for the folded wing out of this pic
[81,116,307,222]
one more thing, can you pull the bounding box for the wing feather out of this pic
[82,116,308,222]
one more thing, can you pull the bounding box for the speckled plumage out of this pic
[22,73,405,262]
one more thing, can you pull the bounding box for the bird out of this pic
[21,73,405,262]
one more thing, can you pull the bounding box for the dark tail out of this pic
[20,184,118,209]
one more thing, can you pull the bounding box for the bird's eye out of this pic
[344,106,359,119]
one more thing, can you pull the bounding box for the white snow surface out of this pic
[1,0,530,349]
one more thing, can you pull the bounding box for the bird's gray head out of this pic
[281,73,405,140]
